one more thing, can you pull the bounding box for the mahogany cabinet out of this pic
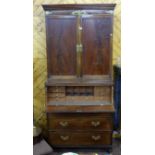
[43,4,116,149]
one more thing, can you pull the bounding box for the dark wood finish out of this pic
[82,16,112,75]
[43,4,116,149]
[46,105,115,113]
[48,131,112,146]
[46,76,113,86]
[48,113,113,118]
[44,4,115,79]
[42,4,116,11]
[46,17,76,76]
[48,113,113,131]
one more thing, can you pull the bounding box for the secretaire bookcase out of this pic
[42,4,116,149]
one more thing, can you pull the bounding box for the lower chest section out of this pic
[47,113,113,147]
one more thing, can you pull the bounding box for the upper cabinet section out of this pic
[43,4,116,79]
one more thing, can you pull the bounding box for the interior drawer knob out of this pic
[91,121,100,127]
[92,135,101,141]
[60,135,69,141]
[59,121,68,127]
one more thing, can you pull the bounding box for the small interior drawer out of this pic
[94,86,111,96]
[48,93,65,98]
[47,87,65,93]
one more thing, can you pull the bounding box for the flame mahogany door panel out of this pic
[46,16,77,76]
[82,15,113,76]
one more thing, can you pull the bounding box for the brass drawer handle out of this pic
[60,135,69,141]
[59,121,68,127]
[92,135,101,141]
[91,121,100,127]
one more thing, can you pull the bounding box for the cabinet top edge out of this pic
[42,4,116,11]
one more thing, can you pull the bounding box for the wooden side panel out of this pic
[82,16,112,75]
[46,17,76,76]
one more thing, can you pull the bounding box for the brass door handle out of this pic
[91,121,100,127]
[60,135,69,141]
[59,121,68,127]
[92,135,101,141]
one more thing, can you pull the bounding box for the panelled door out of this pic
[82,14,113,76]
[46,13,77,76]
[45,10,113,77]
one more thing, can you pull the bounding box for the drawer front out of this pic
[94,86,111,96]
[48,86,65,93]
[48,114,113,130]
[48,93,65,98]
[48,131,112,146]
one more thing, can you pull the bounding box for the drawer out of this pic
[48,131,112,146]
[47,86,65,93]
[48,92,65,98]
[47,92,66,102]
[94,86,111,96]
[48,114,113,130]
